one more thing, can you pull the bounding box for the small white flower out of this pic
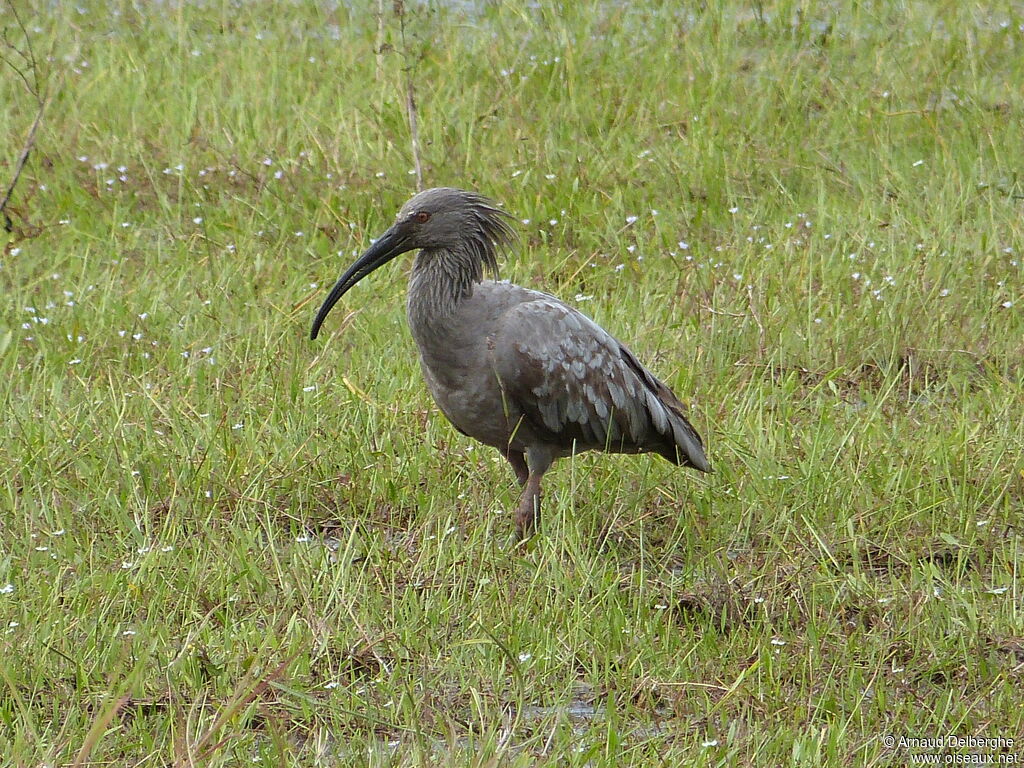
[192,217,203,224]
[939,289,950,297]
[544,173,556,180]
[986,587,1008,595]
[912,159,924,167]
[122,629,136,636]
[0,584,13,594]
[232,423,243,430]
[1001,300,1013,308]
[702,739,719,748]
[770,638,786,646]
[625,215,638,224]
[303,385,316,392]
[324,681,339,689]
[517,653,532,663]
[728,206,739,214]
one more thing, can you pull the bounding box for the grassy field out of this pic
[1,0,1023,764]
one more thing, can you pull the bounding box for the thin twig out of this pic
[394,1,423,191]
[0,102,45,233]
[746,285,766,356]
[0,1,63,234]
[375,0,386,82]
[174,652,299,767]
[70,695,131,768]
[699,303,746,318]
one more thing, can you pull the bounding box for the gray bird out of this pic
[311,187,710,540]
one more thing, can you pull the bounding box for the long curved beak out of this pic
[310,225,409,340]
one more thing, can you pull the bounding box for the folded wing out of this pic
[490,298,710,471]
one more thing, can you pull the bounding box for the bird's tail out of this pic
[660,400,711,472]
[618,344,711,472]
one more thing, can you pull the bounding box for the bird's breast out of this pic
[415,343,517,450]
[406,284,536,451]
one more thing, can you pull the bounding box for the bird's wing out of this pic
[490,298,710,470]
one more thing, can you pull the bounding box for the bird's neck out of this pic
[407,247,483,328]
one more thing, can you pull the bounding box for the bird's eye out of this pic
[415,211,431,224]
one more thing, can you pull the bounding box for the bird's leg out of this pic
[514,473,543,541]
[504,449,529,487]
[513,448,553,541]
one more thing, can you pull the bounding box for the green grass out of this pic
[1,0,1022,764]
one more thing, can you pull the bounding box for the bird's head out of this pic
[310,187,515,340]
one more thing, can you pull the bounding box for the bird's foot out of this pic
[500,528,532,553]
[513,503,539,542]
